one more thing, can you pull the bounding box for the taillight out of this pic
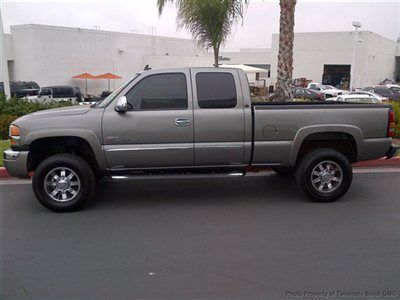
[387,109,396,137]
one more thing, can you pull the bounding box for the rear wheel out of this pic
[296,148,352,202]
[32,154,95,212]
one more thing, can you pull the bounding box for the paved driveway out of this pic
[2,171,400,299]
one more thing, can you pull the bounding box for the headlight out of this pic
[9,124,21,145]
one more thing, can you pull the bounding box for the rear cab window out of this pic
[196,73,237,109]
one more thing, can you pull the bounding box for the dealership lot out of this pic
[2,171,400,299]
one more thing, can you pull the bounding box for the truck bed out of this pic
[251,102,392,166]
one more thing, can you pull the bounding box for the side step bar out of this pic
[108,171,246,181]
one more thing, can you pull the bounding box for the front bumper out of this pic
[386,145,399,159]
[3,149,30,178]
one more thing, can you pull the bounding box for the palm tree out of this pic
[274,0,297,102]
[157,0,248,67]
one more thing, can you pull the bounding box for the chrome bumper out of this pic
[386,145,399,159]
[3,149,29,178]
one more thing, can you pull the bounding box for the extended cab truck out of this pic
[4,68,399,212]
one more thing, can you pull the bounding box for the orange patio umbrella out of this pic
[96,72,122,91]
[72,72,97,94]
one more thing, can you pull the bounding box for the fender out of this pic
[24,128,107,170]
[289,124,363,166]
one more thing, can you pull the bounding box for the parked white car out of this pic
[26,86,81,104]
[307,82,348,98]
[349,91,388,102]
[326,94,381,103]
[386,84,400,92]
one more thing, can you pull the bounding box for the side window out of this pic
[196,73,237,109]
[126,73,187,110]
[310,84,320,91]
[53,88,74,98]
[39,88,51,96]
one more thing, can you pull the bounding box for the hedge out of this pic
[391,101,400,138]
[0,93,73,139]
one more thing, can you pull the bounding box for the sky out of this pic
[1,0,399,51]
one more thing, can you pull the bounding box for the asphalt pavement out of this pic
[1,171,400,300]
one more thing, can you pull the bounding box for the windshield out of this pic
[95,73,140,108]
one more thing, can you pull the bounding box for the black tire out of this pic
[296,148,352,202]
[32,154,95,212]
[271,166,295,176]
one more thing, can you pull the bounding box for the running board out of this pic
[108,171,246,181]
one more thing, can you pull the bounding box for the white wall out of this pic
[221,48,271,65]
[9,24,211,94]
[143,54,213,69]
[270,31,399,88]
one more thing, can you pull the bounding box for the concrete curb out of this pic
[1,157,399,179]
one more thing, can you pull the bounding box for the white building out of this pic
[2,24,400,94]
[222,31,400,89]
[1,24,213,94]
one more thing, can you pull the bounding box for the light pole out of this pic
[350,21,362,91]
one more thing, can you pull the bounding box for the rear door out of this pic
[190,69,246,166]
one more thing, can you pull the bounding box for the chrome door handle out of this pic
[174,118,190,127]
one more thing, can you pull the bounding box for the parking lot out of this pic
[2,171,400,299]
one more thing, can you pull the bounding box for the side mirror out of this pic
[115,96,132,113]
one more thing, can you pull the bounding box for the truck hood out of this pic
[16,105,91,121]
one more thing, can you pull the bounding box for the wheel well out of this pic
[297,132,357,163]
[27,136,100,175]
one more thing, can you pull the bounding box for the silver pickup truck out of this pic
[4,68,399,212]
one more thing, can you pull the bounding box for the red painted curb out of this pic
[0,167,12,179]
[0,157,399,179]
[352,156,400,168]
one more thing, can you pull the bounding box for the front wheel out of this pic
[296,149,352,202]
[32,154,95,212]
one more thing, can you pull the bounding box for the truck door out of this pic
[102,70,194,169]
[190,69,246,166]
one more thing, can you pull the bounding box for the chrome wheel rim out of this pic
[44,167,81,202]
[311,160,343,194]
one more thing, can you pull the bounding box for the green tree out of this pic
[157,0,248,67]
[274,0,297,102]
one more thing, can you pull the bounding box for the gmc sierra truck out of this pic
[4,68,399,212]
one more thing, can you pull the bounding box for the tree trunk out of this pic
[213,46,219,68]
[274,0,296,102]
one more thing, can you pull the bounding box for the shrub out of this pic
[0,115,19,140]
[0,93,73,139]
[390,101,400,139]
